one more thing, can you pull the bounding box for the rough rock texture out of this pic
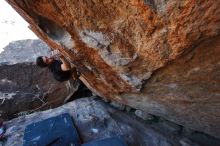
[0,63,79,120]
[6,0,220,138]
[2,97,220,146]
[121,35,220,138]
[0,97,198,146]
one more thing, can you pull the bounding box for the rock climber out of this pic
[36,51,78,82]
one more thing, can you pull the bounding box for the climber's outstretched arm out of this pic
[60,55,71,71]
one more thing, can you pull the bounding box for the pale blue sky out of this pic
[0,1,37,52]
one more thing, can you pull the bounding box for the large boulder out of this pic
[3,98,220,146]
[0,97,202,146]
[6,0,220,138]
[121,35,220,138]
[0,63,79,120]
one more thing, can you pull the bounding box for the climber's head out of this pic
[36,56,54,67]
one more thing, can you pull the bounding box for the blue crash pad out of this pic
[82,137,128,146]
[23,113,81,146]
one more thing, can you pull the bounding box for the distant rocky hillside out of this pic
[0,39,50,64]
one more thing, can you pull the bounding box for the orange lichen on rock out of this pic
[6,0,220,138]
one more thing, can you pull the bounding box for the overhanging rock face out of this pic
[6,0,220,138]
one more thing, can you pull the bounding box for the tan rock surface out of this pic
[121,35,220,138]
[6,0,220,138]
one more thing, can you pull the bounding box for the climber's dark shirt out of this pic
[49,60,71,82]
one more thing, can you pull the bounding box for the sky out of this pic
[0,1,37,52]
